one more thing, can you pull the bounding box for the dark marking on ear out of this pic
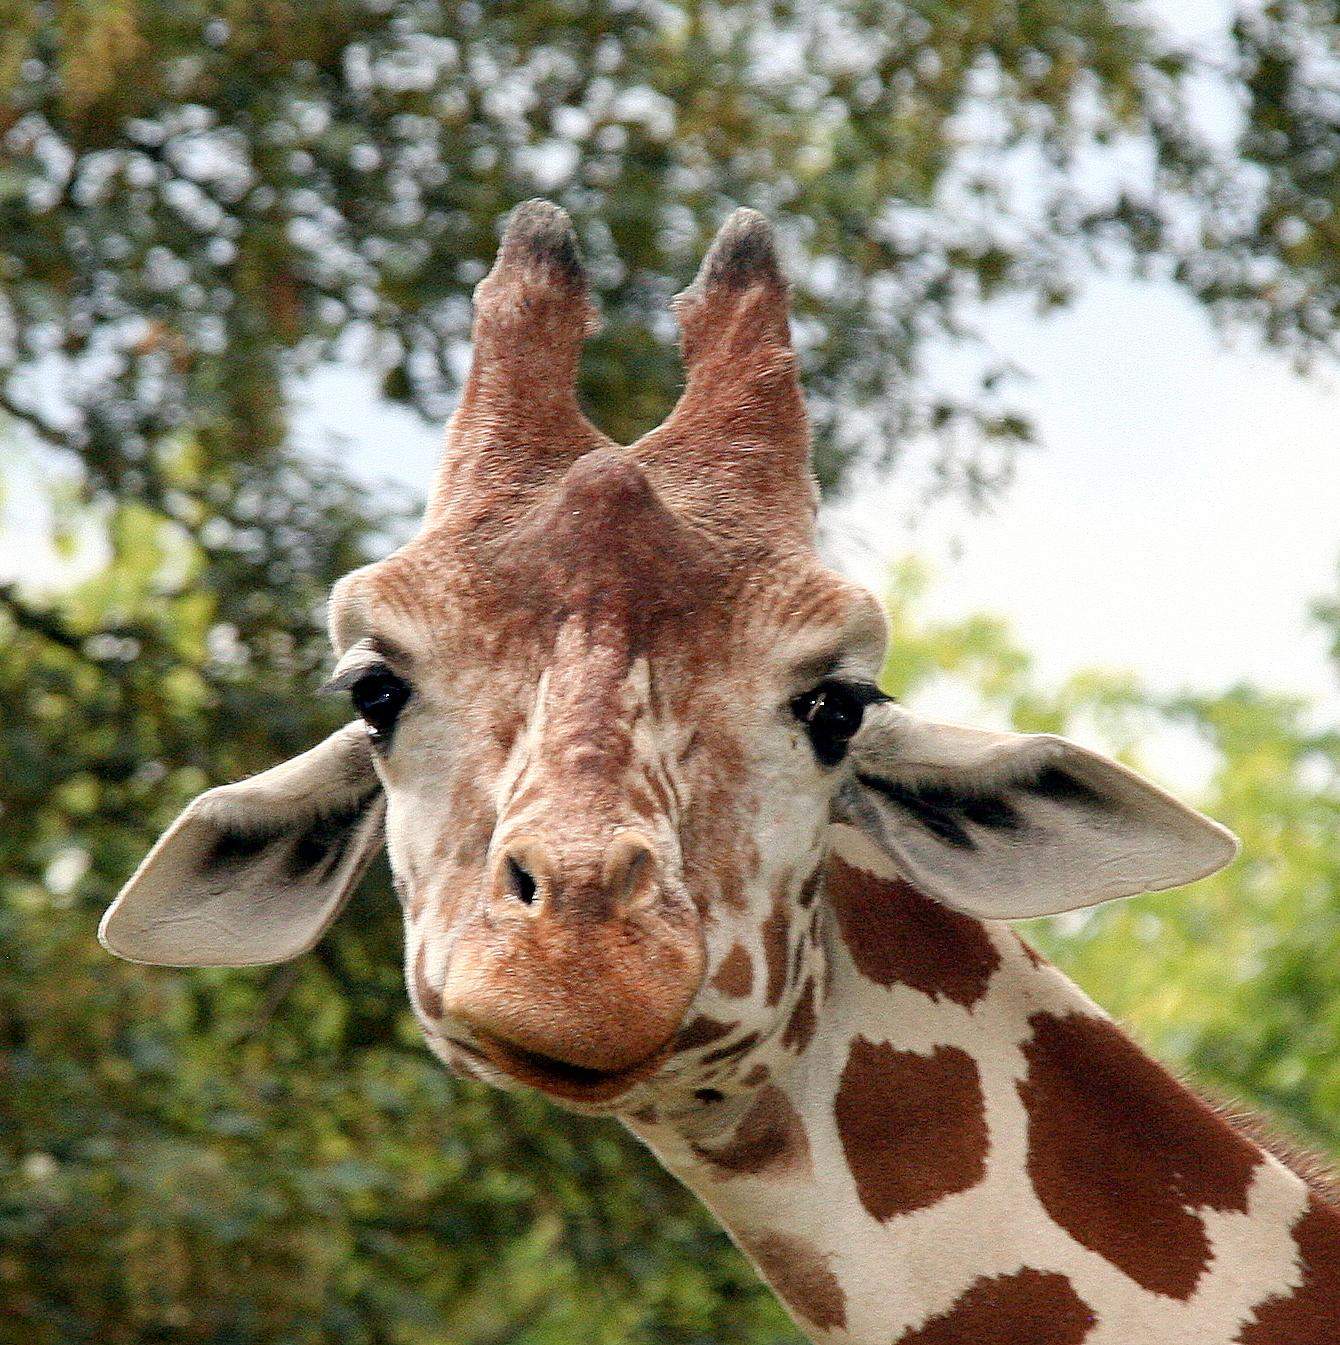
[959,793,1023,829]
[203,790,380,882]
[1023,766,1105,808]
[856,776,974,848]
[284,790,380,883]
[855,774,1033,849]
[288,818,342,881]
[205,823,283,868]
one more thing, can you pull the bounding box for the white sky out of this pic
[828,278,1340,712]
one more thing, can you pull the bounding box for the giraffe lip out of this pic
[466,1030,672,1103]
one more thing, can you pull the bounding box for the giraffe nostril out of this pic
[505,855,539,906]
[602,832,658,908]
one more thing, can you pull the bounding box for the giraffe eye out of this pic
[791,680,886,767]
[350,667,411,743]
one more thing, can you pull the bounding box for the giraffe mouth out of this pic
[461,1031,673,1103]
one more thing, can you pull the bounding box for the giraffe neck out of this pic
[628,835,1340,1344]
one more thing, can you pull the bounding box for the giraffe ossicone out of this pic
[100,200,1340,1343]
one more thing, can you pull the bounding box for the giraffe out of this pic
[100,200,1340,1344]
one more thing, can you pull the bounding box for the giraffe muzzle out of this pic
[436,830,706,1097]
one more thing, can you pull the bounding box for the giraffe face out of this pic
[326,459,887,1107]
[101,200,1237,1125]
[99,199,876,1110]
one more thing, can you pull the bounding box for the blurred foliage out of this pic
[4,2,1340,1341]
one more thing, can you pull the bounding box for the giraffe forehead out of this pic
[469,449,847,660]
[502,450,724,609]
[334,453,883,767]
[358,525,866,684]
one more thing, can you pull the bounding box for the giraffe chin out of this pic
[465,1030,673,1104]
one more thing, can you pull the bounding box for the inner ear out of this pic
[100,724,386,967]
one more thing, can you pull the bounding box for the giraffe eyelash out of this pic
[320,659,390,697]
[320,637,407,695]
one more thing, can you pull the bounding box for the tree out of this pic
[4,0,1340,505]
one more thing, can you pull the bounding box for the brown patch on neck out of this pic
[1237,1193,1340,1342]
[892,1269,1096,1345]
[826,857,1001,1009]
[693,1086,811,1179]
[1203,1096,1340,1209]
[675,1015,736,1053]
[737,1229,847,1333]
[797,867,822,907]
[834,1036,989,1222]
[1018,1011,1262,1300]
[710,942,754,998]
[700,1031,761,1067]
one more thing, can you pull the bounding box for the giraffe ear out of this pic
[836,704,1238,920]
[99,724,385,967]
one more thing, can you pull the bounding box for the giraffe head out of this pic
[101,202,1237,1112]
